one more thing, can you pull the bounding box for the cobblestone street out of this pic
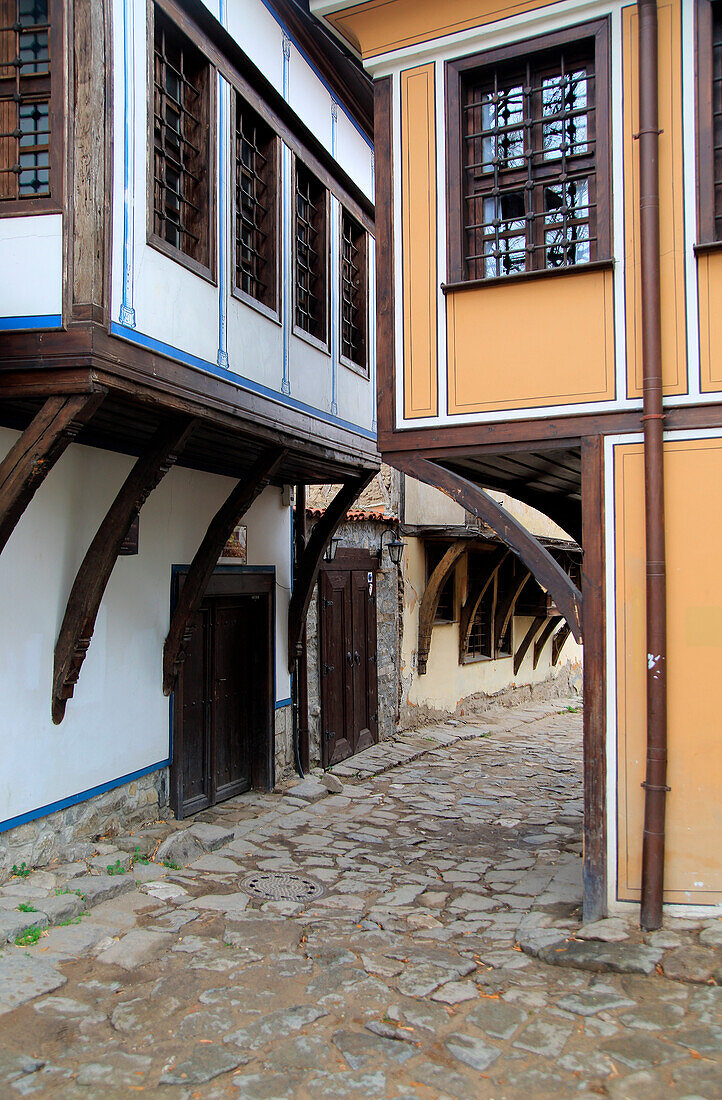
[0,699,720,1099]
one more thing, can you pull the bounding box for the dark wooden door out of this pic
[320,555,378,767]
[172,574,273,819]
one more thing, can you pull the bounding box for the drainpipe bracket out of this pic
[640,782,671,792]
[633,127,664,139]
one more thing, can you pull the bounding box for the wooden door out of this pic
[172,572,273,819]
[319,554,378,767]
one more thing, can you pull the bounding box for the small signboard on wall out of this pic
[220,524,247,562]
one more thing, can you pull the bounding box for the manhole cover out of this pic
[243,871,324,902]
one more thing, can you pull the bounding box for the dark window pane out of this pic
[295,163,326,340]
[235,97,276,309]
[341,209,366,367]
[0,0,52,201]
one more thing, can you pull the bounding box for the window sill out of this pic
[441,257,614,295]
[461,652,512,665]
[292,323,330,356]
[340,352,369,379]
[147,234,217,287]
[231,285,281,326]
[694,240,722,257]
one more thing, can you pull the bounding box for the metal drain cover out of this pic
[243,871,324,902]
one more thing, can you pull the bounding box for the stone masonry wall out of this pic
[274,704,294,782]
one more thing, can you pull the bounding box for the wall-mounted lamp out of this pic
[378,529,405,566]
[324,535,341,562]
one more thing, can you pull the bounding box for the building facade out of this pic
[0,0,378,874]
[312,0,722,922]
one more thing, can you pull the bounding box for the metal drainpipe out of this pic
[295,484,310,773]
[637,0,668,932]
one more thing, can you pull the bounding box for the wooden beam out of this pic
[417,541,469,675]
[514,615,546,675]
[533,616,562,670]
[494,567,531,653]
[552,622,572,665]
[0,393,105,556]
[392,455,583,642]
[287,471,374,671]
[458,546,508,662]
[52,417,196,724]
[163,446,286,695]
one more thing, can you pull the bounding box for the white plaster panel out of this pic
[335,110,373,199]
[226,297,284,389]
[226,0,284,95]
[0,214,62,320]
[0,429,292,828]
[289,332,333,411]
[336,361,373,430]
[133,246,220,365]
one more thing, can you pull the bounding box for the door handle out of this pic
[354,651,361,666]
[346,651,353,667]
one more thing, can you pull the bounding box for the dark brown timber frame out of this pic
[0,393,104,556]
[513,615,545,675]
[417,542,469,674]
[287,471,374,671]
[552,622,572,665]
[494,567,531,653]
[162,446,287,695]
[52,417,196,724]
[696,0,722,244]
[392,456,583,643]
[533,616,562,669]
[458,546,509,662]
[294,484,310,773]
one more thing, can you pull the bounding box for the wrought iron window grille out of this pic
[0,0,51,200]
[340,208,367,369]
[294,162,327,342]
[235,96,277,310]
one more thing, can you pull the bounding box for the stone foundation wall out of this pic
[274,704,294,782]
[0,768,168,884]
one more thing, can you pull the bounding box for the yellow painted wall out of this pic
[401,64,438,419]
[698,250,722,393]
[614,437,722,904]
[447,269,615,414]
[623,0,687,399]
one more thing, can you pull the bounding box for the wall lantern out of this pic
[378,529,405,566]
[324,535,341,562]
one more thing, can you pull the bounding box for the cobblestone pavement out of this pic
[0,699,720,1099]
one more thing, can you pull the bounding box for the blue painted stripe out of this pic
[275,697,292,709]
[0,314,62,331]
[109,321,376,440]
[0,760,169,836]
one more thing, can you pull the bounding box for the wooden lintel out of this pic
[552,622,572,665]
[287,470,375,672]
[392,455,583,643]
[513,615,545,675]
[458,546,508,663]
[52,416,196,724]
[533,616,562,670]
[417,541,469,675]
[493,568,531,653]
[0,392,105,556]
[163,446,287,695]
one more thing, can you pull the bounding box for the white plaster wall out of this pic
[0,428,291,829]
[0,214,62,322]
[404,476,466,527]
[400,537,582,714]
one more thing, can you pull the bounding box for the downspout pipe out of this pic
[295,484,310,773]
[637,0,668,931]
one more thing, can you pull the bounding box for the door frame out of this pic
[170,566,276,818]
[319,548,379,768]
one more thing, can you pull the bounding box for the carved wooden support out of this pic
[417,541,469,675]
[163,446,287,695]
[52,417,196,724]
[457,547,508,663]
[0,393,105,556]
[552,622,572,665]
[533,616,562,670]
[392,455,583,643]
[493,568,531,653]
[288,471,375,671]
[513,615,546,675]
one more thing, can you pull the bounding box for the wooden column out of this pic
[52,417,195,724]
[552,622,572,665]
[581,434,607,922]
[162,447,286,695]
[288,471,375,671]
[294,482,310,773]
[0,393,105,557]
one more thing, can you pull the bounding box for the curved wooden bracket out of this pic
[0,393,105,557]
[417,541,469,675]
[552,622,572,665]
[514,615,545,675]
[287,470,375,672]
[533,616,562,669]
[52,417,196,724]
[392,455,583,643]
[457,546,508,663]
[163,446,287,695]
[494,567,531,653]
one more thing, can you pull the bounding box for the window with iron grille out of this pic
[340,208,367,370]
[426,543,455,623]
[294,161,327,342]
[0,0,52,202]
[467,584,493,658]
[462,553,515,662]
[446,20,610,283]
[152,7,211,268]
[234,95,277,311]
[697,1,722,242]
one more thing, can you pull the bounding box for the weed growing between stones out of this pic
[163,860,180,870]
[106,860,127,876]
[134,846,149,865]
[11,863,31,878]
[15,927,43,947]
[16,903,37,913]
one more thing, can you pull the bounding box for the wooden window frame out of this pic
[697,0,722,246]
[292,154,330,353]
[231,89,280,321]
[0,0,64,216]
[147,2,216,284]
[426,542,456,624]
[445,17,611,287]
[461,553,514,665]
[339,204,368,376]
